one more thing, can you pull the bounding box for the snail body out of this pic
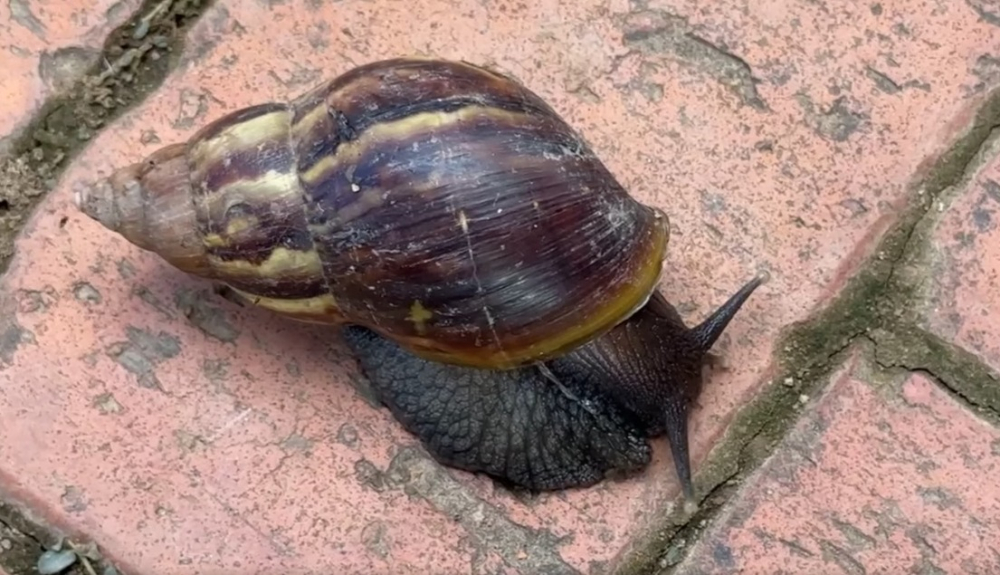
[76,57,765,503]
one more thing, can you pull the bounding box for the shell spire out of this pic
[74,142,213,277]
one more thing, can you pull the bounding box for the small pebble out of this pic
[37,549,77,574]
[133,19,150,39]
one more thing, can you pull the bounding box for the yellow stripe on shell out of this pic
[188,108,291,169]
[230,288,343,324]
[207,246,324,279]
[206,170,302,221]
[298,105,527,189]
[288,101,327,146]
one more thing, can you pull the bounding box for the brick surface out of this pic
[924,135,1000,370]
[1,0,999,574]
[674,357,1000,575]
[0,0,143,153]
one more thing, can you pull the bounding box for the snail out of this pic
[74,57,766,505]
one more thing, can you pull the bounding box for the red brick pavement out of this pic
[1,0,999,573]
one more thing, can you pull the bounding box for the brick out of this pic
[1,0,999,573]
[675,357,1000,574]
[923,135,1000,370]
[0,0,143,153]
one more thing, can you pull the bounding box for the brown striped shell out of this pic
[75,57,670,369]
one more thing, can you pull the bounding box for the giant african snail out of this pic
[74,57,767,505]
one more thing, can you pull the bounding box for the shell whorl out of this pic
[76,58,671,369]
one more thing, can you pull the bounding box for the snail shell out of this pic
[76,57,669,370]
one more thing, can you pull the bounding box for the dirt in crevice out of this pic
[0,493,126,575]
[0,0,213,278]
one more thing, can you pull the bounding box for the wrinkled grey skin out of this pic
[341,325,652,491]
[341,274,766,498]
